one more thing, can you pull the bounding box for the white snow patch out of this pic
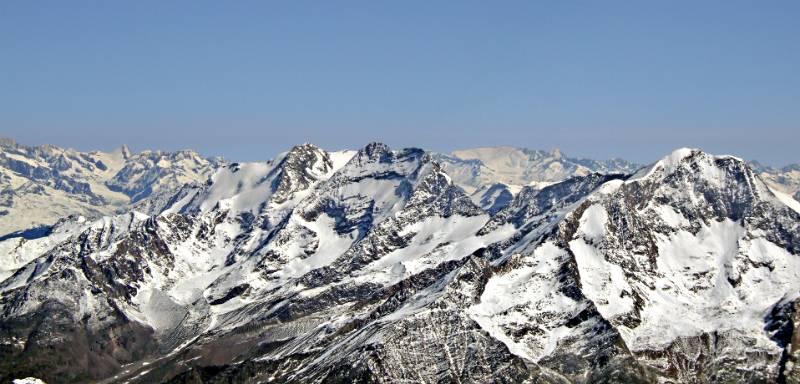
[469,242,582,361]
[576,204,607,243]
[506,184,524,195]
[653,204,689,227]
[328,150,357,174]
[595,178,623,195]
[527,180,556,190]
[571,238,634,318]
[199,162,275,213]
[770,187,800,213]
[629,147,696,181]
[278,214,354,280]
[620,219,800,352]
[13,378,46,384]
[355,215,515,285]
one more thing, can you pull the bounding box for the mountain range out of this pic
[1,138,799,383]
[0,137,223,236]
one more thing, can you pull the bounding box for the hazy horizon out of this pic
[4,133,798,169]
[2,1,798,166]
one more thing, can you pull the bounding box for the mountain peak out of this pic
[110,144,133,160]
[657,147,697,174]
[360,141,391,159]
[288,142,322,153]
[281,143,329,171]
[271,143,332,204]
[630,147,747,182]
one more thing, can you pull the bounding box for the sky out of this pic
[1,1,798,165]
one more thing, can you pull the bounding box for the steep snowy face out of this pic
[179,143,338,215]
[464,173,647,382]
[0,215,88,282]
[592,150,800,379]
[286,158,491,288]
[0,137,223,235]
[293,142,423,228]
[470,148,800,382]
[436,146,639,193]
[233,143,487,295]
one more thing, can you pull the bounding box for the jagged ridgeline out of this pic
[0,136,225,236]
[1,141,800,383]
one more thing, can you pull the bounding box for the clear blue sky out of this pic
[1,1,798,165]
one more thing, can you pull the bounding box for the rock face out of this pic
[0,143,799,384]
[0,137,224,235]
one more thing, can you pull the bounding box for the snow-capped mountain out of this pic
[751,161,800,204]
[472,149,800,382]
[435,146,640,194]
[0,137,224,236]
[1,142,799,383]
[434,146,637,216]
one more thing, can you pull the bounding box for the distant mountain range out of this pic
[6,137,796,238]
[0,136,224,235]
[1,137,799,383]
[750,161,800,201]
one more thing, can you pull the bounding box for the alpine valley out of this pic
[1,137,800,384]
